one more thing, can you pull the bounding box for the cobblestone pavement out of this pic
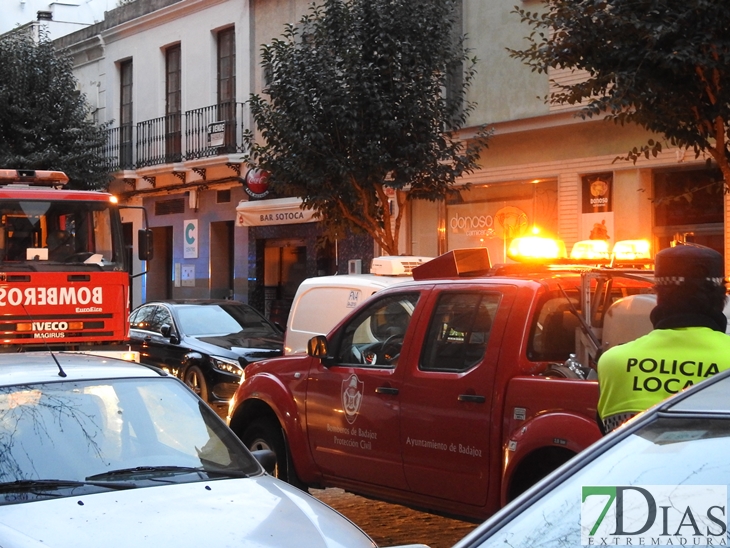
[311,488,478,548]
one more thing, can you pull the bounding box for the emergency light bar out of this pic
[508,236,567,261]
[508,236,652,265]
[0,169,69,187]
[612,239,651,261]
[570,240,610,260]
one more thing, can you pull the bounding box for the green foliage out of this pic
[510,0,730,183]
[244,0,489,255]
[0,30,110,190]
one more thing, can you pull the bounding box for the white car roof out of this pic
[295,273,411,291]
[0,352,163,386]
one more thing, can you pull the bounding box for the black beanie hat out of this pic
[654,244,725,287]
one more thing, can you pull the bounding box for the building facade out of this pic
[50,0,729,316]
[406,1,728,269]
[54,0,373,321]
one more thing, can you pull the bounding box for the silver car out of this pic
[0,352,383,547]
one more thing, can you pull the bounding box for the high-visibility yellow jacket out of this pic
[597,327,730,419]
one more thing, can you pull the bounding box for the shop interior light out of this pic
[612,239,651,260]
[570,239,610,260]
[508,236,567,261]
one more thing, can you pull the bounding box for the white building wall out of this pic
[84,0,249,129]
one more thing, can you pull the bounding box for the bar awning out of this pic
[235,197,318,227]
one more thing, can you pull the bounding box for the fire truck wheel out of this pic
[184,366,209,402]
[242,418,306,490]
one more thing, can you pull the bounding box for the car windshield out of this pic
[473,417,730,547]
[176,304,280,337]
[0,199,121,267]
[0,376,260,504]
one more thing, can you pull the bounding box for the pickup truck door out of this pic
[398,285,516,507]
[305,291,423,490]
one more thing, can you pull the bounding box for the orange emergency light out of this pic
[0,169,69,187]
[507,236,567,261]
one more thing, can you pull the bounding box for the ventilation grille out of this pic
[155,198,185,216]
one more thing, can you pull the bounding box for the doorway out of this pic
[210,220,234,299]
[147,226,173,301]
[264,238,307,326]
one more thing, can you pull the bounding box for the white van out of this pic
[284,256,432,354]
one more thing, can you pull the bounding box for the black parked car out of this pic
[129,300,283,414]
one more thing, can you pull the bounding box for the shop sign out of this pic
[184,219,198,258]
[236,197,318,227]
[582,173,613,213]
[244,168,271,198]
[447,200,532,264]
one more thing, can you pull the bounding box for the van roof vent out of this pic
[370,256,433,276]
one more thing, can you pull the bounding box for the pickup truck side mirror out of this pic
[307,335,329,358]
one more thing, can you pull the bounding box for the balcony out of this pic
[102,101,247,172]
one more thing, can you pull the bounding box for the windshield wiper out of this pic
[0,478,137,493]
[86,465,205,481]
[87,465,251,481]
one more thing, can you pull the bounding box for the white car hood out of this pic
[0,476,375,548]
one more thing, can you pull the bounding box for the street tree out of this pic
[510,0,730,185]
[0,30,109,190]
[244,0,488,256]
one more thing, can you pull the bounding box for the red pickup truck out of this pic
[228,247,653,521]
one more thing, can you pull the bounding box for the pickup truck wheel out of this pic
[507,447,574,501]
[184,366,209,402]
[242,418,307,490]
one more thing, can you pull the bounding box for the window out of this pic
[130,305,171,335]
[445,179,558,264]
[119,59,133,169]
[216,189,231,203]
[471,417,730,547]
[528,291,582,362]
[336,293,420,367]
[1,199,120,265]
[217,28,235,104]
[165,44,182,162]
[217,27,236,151]
[653,167,724,255]
[420,292,499,372]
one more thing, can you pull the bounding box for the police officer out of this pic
[597,243,730,433]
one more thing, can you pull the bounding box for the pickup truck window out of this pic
[336,293,420,367]
[420,292,501,372]
[530,292,583,362]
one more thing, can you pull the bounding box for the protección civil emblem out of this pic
[342,374,364,425]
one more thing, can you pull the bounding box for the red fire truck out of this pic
[0,169,151,357]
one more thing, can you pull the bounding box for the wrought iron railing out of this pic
[185,101,246,159]
[101,102,246,171]
[136,113,182,167]
[102,125,136,172]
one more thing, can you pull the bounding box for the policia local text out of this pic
[627,357,721,393]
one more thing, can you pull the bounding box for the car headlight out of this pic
[210,356,244,376]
